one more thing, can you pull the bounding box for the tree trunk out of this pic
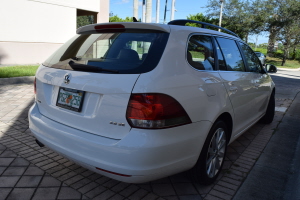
[267,26,277,57]
[281,55,286,66]
[281,47,289,66]
[292,46,296,60]
[245,32,248,43]
[146,0,152,23]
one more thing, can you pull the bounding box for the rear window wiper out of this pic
[69,60,119,73]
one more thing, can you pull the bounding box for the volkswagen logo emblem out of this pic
[64,74,70,84]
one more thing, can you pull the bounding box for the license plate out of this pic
[56,87,85,112]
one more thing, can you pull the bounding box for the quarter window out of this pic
[216,38,245,72]
[239,42,262,73]
[187,35,215,71]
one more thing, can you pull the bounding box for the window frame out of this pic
[211,36,227,71]
[186,33,265,74]
[214,36,246,72]
[185,33,218,71]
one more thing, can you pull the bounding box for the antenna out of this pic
[133,17,139,22]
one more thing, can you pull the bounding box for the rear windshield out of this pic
[43,29,169,74]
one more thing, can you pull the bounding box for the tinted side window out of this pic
[239,42,262,73]
[187,35,215,71]
[216,38,245,72]
[213,38,227,71]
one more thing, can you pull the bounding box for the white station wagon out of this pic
[29,20,275,185]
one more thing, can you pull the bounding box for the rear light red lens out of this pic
[94,24,125,33]
[126,93,191,129]
[34,77,36,94]
[95,24,125,30]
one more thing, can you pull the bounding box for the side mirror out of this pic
[265,64,277,73]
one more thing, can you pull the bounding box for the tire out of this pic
[260,91,275,124]
[189,120,228,185]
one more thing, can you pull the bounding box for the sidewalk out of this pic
[234,91,300,200]
[0,77,299,200]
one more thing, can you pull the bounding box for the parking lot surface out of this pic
[0,69,299,200]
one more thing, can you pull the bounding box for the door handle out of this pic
[229,86,238,92]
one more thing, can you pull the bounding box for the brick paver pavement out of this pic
[0,83,296,200]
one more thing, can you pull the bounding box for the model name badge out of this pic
[110,121,125,126]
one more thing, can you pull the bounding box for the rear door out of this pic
[238,42,271,119]
[215,37,257,136]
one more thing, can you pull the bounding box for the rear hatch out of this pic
[35,22,170,140]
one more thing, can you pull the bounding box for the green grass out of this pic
[0,65,39,78]
[266,57,300,69]
[253,48,267,54]
[254,48,299,69]
[190,51,204,59]
[137,47,144,54]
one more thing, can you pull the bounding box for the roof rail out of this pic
[168,19,240,38]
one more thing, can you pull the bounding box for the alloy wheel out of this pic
[206,128,226,178]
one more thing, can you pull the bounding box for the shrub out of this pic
[291,49,300,61]
[273,51,283,59]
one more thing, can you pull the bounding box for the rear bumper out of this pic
[29,102,212,183]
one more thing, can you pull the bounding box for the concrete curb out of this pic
[277,67,300,71]
[0,76,35,85]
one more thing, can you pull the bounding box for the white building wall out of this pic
[1,0,76,43]
[30,0,100,13]
[0,0,108,65]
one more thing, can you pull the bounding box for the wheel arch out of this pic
[272,87,275,96]
[215,112,233,143]
[188,112,233,184]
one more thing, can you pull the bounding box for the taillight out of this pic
[126,93,191,129]
[34,77,36,94]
